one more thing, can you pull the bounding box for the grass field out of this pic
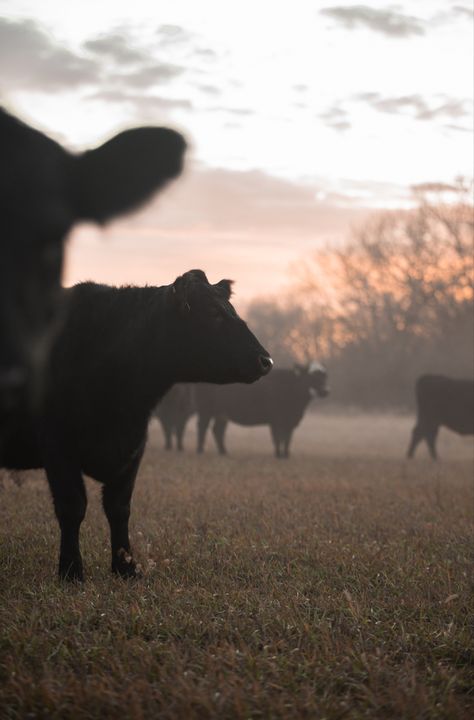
[0,412,473,719]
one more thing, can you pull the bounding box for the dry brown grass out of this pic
[0,413,473,719]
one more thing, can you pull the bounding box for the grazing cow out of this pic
[0,107,186,415]
[407,374,474,460]
[154,384,196,450]
[196,362,329,458]
[1,270,272,581]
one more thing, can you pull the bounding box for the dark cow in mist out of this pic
[1,270,272,581]
[154,384,196,451]
[196,362,329,458]
[407,374,474,460]
[0,107,186,418]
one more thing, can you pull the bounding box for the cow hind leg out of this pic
[197,414,211,453]
[161,421,172,450]
[46,464,87,582]
[102,465,140,578]
[212,416,228,455]
[407,423,424,459]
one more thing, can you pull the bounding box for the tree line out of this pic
[246,181,474,408]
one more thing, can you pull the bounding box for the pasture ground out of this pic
[0,412,473,719]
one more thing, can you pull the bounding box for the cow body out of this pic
[196,363,329,458]
[2,270,272,581]
[0,107,186,416]
[407,374,474,460]
[154,384,196,450]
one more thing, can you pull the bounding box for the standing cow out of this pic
[196,362,329,458]
[1,270,272,582]
[154,384,196,451]
[0,107,186,416]
[407,374,474,460]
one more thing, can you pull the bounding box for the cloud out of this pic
[444,123,473,133]
[197,84,221,96]
[0,17,98,92]
[157,24,192,46]
[83,29,186,89]
[320,5,425,37]
[109,63,184,89]
[122,165,385,238]
[194,47,217,59]
[66,167,405,299]
[207,106,254,116]
[452,5,474,19]
[319,105,352,131]
[87,89,192,114]
[84,33,148,65]
[356,93,471,121]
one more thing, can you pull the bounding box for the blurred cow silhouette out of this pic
[154,384,196,451]
[195,362,329,458]
[0,107,186,418]
[407,374,474,460]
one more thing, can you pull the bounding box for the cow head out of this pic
[170,269,273,384]
[0,108,186,415]
[294,361,330,398]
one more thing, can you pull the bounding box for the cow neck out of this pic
[122,286,176,411]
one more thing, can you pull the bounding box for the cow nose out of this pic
[258,355,273,375]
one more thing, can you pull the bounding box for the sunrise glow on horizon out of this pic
[1,0,472,299]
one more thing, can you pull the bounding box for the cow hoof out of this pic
[113,548,139,579]
[58,558,84,582]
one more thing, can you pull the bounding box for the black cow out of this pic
[196,362,329,458]
[1,270,272,581]
[154,384,196,451]
[407,374,474,460]
[0,107,186,415]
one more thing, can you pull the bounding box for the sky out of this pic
[1,0,472,301]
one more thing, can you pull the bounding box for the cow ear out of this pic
[216,279,233,300]
[172,275,191,313]
[72,127,186,223]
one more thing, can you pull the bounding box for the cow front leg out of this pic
[46,465,87,582]
[425,425,439,461]
[102,467,139,578]
[270,425,282,458]
[282,429,294,458]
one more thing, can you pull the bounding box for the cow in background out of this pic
[0,107,186,418]
[407,374,474,460]
[2,270,272,582]
[154,384,196,450]
[196,362,329,458]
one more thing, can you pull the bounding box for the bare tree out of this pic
[247,185,473,406]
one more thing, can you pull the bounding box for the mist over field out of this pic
[1,411,473,718]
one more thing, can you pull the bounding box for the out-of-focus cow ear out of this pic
[72,126,186,223]
[216,279,233,300]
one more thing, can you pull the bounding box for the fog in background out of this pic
[247,182,474,408]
